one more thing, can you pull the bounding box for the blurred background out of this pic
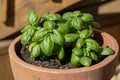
[0,0,120,80]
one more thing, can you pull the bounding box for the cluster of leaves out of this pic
[21,10,114,67]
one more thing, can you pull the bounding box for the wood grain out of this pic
[0,0,7,22]
[0,53,14,80]
[0,0,80,39]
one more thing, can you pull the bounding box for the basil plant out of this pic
[21,10,114,67]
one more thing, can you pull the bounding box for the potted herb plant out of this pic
[9,11,119,80]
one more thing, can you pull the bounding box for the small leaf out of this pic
[73,10,81,17]
[62,12,73,21]
[57,23,69,34]
[83,48,90,57]
[75,38,85,49]
[72,48,83,57]
[43,21,56,30]
[85,38,100,52]
[31,44,41,58]
[21,32,31,45]
[80,56,92,67]
[47,13,61,21]
[43,12,50,18]
[64,34,78,42]
[90,52,98,61]
[71,17,83,30]
[79,30,89,39]
[21,25,35,36]
[81,13,93,22]
[41,36,54,56]
[21,25,32,33]
[27,11,40,26]
[91,21,101,28]
[28,42,37,52]
[57,47,65,60]
[100,47,114,55]
[52,30,65,46]
[70,53,80,66]
[86,25,93,37]
[27,26,35,36]
[32,28,48,41]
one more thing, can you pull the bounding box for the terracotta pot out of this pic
[9,30,119,80]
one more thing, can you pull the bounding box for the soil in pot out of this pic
[16,42,78,69]
[16,35,107,69]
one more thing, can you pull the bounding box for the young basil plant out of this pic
[21,10,115,67]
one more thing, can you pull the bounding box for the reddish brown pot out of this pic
[9,30,119,80]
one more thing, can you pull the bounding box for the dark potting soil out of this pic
[17,43,78,69]
[16,42,106,69]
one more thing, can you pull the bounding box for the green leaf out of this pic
[86,25,93,37]
[21,25,32,33]
[28,42,37,52]
[91,21,101,28]
[90,51,98,61]
[21,25,35,36]
[75,38,85,49]
[73,10,81,17]
[100,47,114,55]
[41,36,54,56]
[81,13,93,22]
[70,53,80,66]
[57,47,65,60]
[85,38,100,52]
[27,27,35,36]
[36,26,41,30]
[52,30,65,46]
[64,34,78,42]
[72,48,83,57]
[57,23,69,35]
[27,11,40,26]
[21,32,31,45]
[83,48,90,57]
[80,56,92,67]
[71,17,83,30]
[43,21,56,30]
[32,28,48,41]
[47,13,61,21]
[62,12,73,21]
[43,12,50,18]
[79,30,89,39]
[31,44,41,58]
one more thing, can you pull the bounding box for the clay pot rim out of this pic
[9,31,119,74]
